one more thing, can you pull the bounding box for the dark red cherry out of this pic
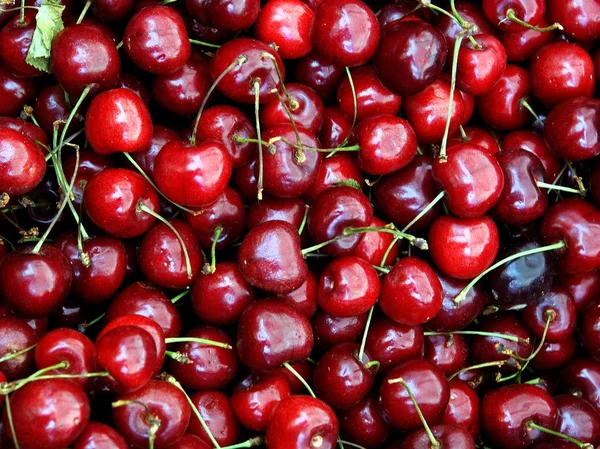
[50,24,120,97]
[500,16,554,62]
[380,257,443,326]
[295,51,344,100]
[530,42,595,107]
[547,0,600,42]
[211,37,284,104]
[531,338,577,370]
[277,269,318,319]
[541,198,600,274]
[73,422,128,449]
[561,358,600,415]
[380,359,450,432]
[2,379,90,449]
[456,33,507,96]
[376,1,432,35]
[522,286,577,342]
[0,127,46,196]
[429,215,500,280]
[558,271,600,312]
[482,0,545,32]
[502,130,562,182]
[354,216,399,267]
[312,311,367,348]
[238,220,307,294]
[194,105,256,167]
[339,393,392,449]
[0,11,43,78]
[374,20,447,97]
[0,63,35,115]
[34,84,81,135]
[312,0,379,67]
[204,0,260,32]
[337,66,401,122]
[124,6,190,75]
[274,360,313,394]
[476,64,532,130]
[261,83,324,135]
[166,434,211,449]
[237,299,313,371]
[154,139,232,207]
[84,168,160,238]
[254,0,314,59]
[0,245,72,318]
[308,185,373,257]
[112,379,190,448]
[434,0,495,47]
[304,153,363,203]
[0,316,37,380]
[0,116,48,151]
[223,154,258,198]
[266,395,339,449]
[318,107,352,149]
[88,0,134,21]
[128,125,178,179]
[544,96,600,161]
[424,333,469,377]
[169,326,238,391]
[447,126,500,155]
[481,384,558,449]
[552,394,600,446]
[579,300,600,362]
[231,374,290,432]
[443,379,480,439]
[188,391,240,447]
[107,281,182,338]
[62,150,115,210]
[247,196,305,231]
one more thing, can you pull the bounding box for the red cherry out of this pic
[204,0,260,32]
[558,271,600,312]
[0,11,43,78]
[0,316,37,380]
[84,168,160,238]
[73,422,128,449]
[2,379,90,449]
[188,390,240,446]
[294,51,344,100]
[154,139,232,207]
[547,0,600,42]
[124,6,190,75]
[456,34,507,96]
[0,117,48,152]
[277,269,319,319]
[274,360,314,394]
[266,395,339,449]
[339,393,392,448]
[247,196,306,231]
[260,83,324,134]
[499,16,555,62]
[0,63,35,115]
[553,394,600,446]
[482,0,545,32]
[443,379,481,439]
[62,149,115,210]
[428,215,500,280]
[254,0,314,59]
[166,434,211,449]
[312,310,368,349]
[34,84,82,135]
[561,358,600,416]
[312,0,379,67]
[502,130,562,181]
[424,333,469,377]
[522,287,577,343]
[354,216,400,267]
[0,127,46,196]
[128,125,179,179]
[229,159,259,200]
[304,153,363,203]
[318,107,352,149]
[434,0,495,48]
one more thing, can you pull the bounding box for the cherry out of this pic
[312,310,367,348]
[84,168,160,238]
[0,63,35,115]
[522,287,577,342]
[274,360,314,394]
[403,78,464,145]
[73,422,128,449]
[0,117,48,152]
[307,185,373,257]
[62,150,115,210]
[151,51,211,117]
[428,215,500,280]
[561,358,600,416]
[184,186,246,250]
[487,238,556,309]
[247,196,305,230]
[317,107,352,150]
[402,424,476,449]
[261,83,324,135]
[294,51,344,100]
[0,244,72,318]
[354,216,400,267]
[2,378,90,449]
[0,127,46,196]
[380,359,450,431]
[443,378,481,439]
[541,198,600,274]
[530,337,577,370]
[34,327,96,389]
[339,393,392,448]
[50,24,120,97]
[165,434,211,449]
[579,300,600,362]
[530,42,595,107]
[304,153,363,203]
[210,37,285,104]
[231,373,291,432]
[544,96,600,161]
[553,394,600,446]
[559,271,600,312]
[188,390,240,447]
[547,0,600,42]
[481,384,558,449]
[0,11,43,78]
[424,333,469,377]
[500,16,555,62]
[124,6,191,75]
[373,20,447,97]
[313,342,375,409]
[376,1,431,34]
[236,299,313,371]
[266,395,339,449]
[238,220,307,293]
[317,256,380,317]
[112,379,191,448]
[482,0,546,32]
[502,130,561,182]
[194,105,257,167]
[456,34,507,96]
[34,84,82,135]
[154,139,232,207]
[475,64,532,130]
[128,125,179,179]
[169,326,238,391]
[254,0,314,59]
[434,0,495,47]
[205,0,260,32]
[276,269,318,319]
[56,232,127,304]
[426,271,488,332]
[0,316,37,380]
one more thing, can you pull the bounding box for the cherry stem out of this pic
[401,190,446,234]
[364,360,380,373]
[170,289,190,304]
[513,310,554,382]
[189,38,220,49]
[448,0,466,27]
[32,145,79,254]
[358,306,374,362]
[338,440,367,449]
[459,125,467,140]
[524,377,542,385]
[164,350,190,364]
[439,33,463,163]
[122,153,200,215]
[18,0,24,24]
[220,437,266,449]
[233,136,270,147]
[165,375,221,448]
[254,79,264,200]
[190,55,247,146]
[380,236,399,268]
[298,204,309,235]
[422,2,462,27]
[0,344,37,364]
[137,204,193,280]
[565,161,587,194]
[424,331,522,343]
[333,67,358,155]
[76,0,91,24]
[116,40,123,50]
[505,9,563,31]
[282,361,316,398]
[78,312,105,333]
[164,337,232,349]
[5,396,19,449]
[453,241,566,304]
[387,377,440,448]
[203,226,222,275]
[448,360,506,381]
[1,201,49,214]
[282,139,361,154]
[272,90,305,163]
[536,180,583,195]
[518,98,544,127]
[343,226,428,250]
[525,421,592,449]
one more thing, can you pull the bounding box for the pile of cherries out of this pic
[2,0,600,448]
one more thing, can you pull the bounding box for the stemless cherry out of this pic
[0,127,46,196]
[553,394,600,446]
[0,63,35,115]
[559,271,600,312]
[502,130,562,181]
[339,394,392,448]
[34,84,82,135]
[547,0,600,42]
[443,379,481,439]
[295,51,344,100]
[247,196,305,230]
[312,311,368,348]
[561,358,600,416]
[127,125,178,178]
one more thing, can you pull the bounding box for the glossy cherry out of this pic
[559,271,600,312]
[354,216,400,267]
[188,390,240,447]
[456,34,507,96]
[522,286,577,342]
[0,127,46,196]
[0,316,37,380]
[295,51,344,100]
[312,311,367,349]
[424,333,469,377]
[443,379,481,439]
[561,358,600,415]
[547,0,600,42]
[304,153,363,203]
[247,196,305,231]
[0,10,43,78]
[261,83,324,135]
[72,422,129,449]
[447,126,500,155]
[482,0,545,32]
[62,150,115,210]
[401,424,476,449]
[502,130,562,181]
[339,393,392,448]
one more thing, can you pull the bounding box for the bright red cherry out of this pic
[354,216,400,267]
[72,422,128,449]
[499,16,554,62]
[447,126,500,155]
[261,83,324,134]
[547,0,600,42]
[482,0,545,32]
[443,379,481,439]
[304,153,363,203]
[0,11,43,78]
[188,390,240,447]
[456,33,507,96]
[0,127,46,196]
[0,316,38,380]
[558,271,600,312]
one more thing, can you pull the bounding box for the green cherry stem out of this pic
[338,440,367,449]
[189,38,221,49]
[164,337,232,349]
[505,9,563,31]
[5,396,20,449]
[0,344,37,364]
[283,361,316,397]
[333,67,358,155]
[423,330,522,343]
[76,0,92,24]
[220,437,267,449]
[448,360,506,381]
[536,180,583,195]
[170,289,190,304]
[525,421,593,449]
[254,78,265,200]
[438,33,463,163]
[519,98,544,128]
[112,400,160,449]
[203,226,223,274]
[298,204,309,235]
[357,305,374,362]
[401,190,446,234]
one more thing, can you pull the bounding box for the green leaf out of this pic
[25,1,65,73]
[334,179,362,191]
